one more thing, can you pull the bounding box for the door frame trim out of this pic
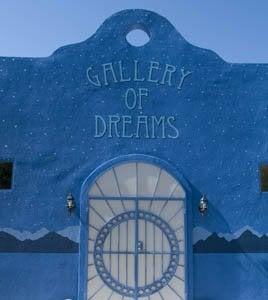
[78,154,193,300]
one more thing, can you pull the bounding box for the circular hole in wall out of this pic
[126,28,150,47]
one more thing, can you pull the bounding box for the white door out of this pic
[87,162,186,300]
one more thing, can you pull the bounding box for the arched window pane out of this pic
[89,162,186,199]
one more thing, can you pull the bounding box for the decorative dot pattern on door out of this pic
[87,162,186,300]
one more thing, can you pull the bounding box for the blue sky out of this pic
[0,1,267,62]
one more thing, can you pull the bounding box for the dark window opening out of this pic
[0,162,13,189]
[260,164,268,192]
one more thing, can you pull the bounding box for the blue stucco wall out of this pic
[0,9,267,300]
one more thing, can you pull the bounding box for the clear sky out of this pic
[0,0,267,63]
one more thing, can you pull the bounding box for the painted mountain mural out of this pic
[1,226,267,253]
[0,231,78,253]
[194,228,268,253]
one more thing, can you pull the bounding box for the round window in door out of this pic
[87,161,187,300]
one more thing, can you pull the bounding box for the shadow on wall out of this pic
[0,253,78,300]
[191,185,268,300]
[191,185,240,300]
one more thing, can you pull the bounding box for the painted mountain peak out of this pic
[0,226,79,242]
[0,231,78,253]
[0,227,50,241]
[193,225,267,244]
[194,227,268,253]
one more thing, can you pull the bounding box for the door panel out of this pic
[87,198,185,300]
[87,161,186,300]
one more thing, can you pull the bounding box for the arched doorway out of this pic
[79,156,192,300]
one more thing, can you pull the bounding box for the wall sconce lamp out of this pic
[66,192,76,215]
[199,195,208,216]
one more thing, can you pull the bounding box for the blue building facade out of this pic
[0,9,267,300]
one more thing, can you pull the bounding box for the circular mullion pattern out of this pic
[94,210,180,298]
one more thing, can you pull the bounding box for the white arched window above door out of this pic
[87,161,187,300]
[89,162,186,199]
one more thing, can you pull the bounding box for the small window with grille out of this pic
[0,162,13,190]
[260,164,268,192]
